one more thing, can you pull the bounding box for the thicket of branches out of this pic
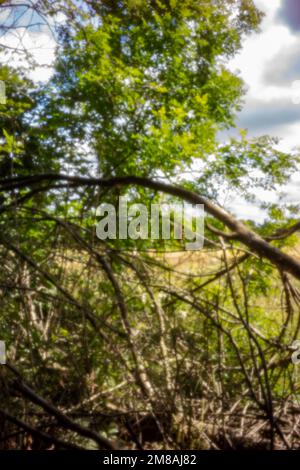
[0,0,300,450]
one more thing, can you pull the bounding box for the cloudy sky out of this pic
[1,0,300,220]
[221,0,300,218]
[2,0,299,151]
